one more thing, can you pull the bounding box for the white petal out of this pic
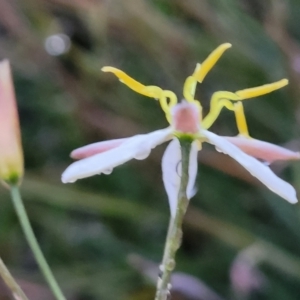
[71,138,127,159]
[202,130,298,204]
[62,127,173,183]
[162,139,198,218]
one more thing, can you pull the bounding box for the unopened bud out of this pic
[0,60,24,185]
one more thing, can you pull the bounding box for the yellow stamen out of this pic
[183,44,231,116]
[235,79,288,99]
[102,45,289,135]
[233,102,249,137]
[163,91,178,108]
[183,76,198,103]
[159,91,178,122]
[203,78,288,133]
[102,66,178,123]
[159,94,171,113]
[202,96,234,129]
[192,43,232,83]
[102,66,162,98]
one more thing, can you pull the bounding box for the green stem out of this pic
[160,218,174,268]
[10,185,66,300]
[155,138,192,300]
[0,257,29,300]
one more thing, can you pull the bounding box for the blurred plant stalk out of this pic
[0,60,66,300]
[155,138,192,300]
[0,257,29,300]
[10,186,66,300]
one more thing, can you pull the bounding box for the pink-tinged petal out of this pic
[171,102,201,134]
[71,138,127,159]
[202,130,298,204]
[0,60,23,184]
[224,136,300,163]
[62,128,173,183]
[162,139,198,218]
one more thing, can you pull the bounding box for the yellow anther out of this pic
[234,102,249,137]
[192,43,232,83]
[102,66,163,98]
[235,79,288,99]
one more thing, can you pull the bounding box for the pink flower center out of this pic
[171,101,200,134]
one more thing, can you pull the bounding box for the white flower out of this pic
[62,44,298,216]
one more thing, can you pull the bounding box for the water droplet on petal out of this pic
[103,168,113,175]
[215,147,226,154]
[134,149,151,160]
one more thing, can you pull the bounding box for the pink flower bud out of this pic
[0,60,23,185]
[224,136,300,163]
[171,102,200,134]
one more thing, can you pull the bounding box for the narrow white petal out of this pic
[202,130,298,204]
[62,127,173,183]
[162,140,181,217]
[162,139,198,218]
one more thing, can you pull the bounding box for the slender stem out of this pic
[10,185,66,300]
[160,218,174,268]
[155,138,192,300]
[0,257,29,300]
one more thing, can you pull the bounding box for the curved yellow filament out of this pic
[102,66,178,124]
[102,67,163,98]
[183,76,198,103]
[202,97,235,129]
[192,43,232,83]
[235,79,288,99]
[202,78,288,134]
[233,102,249,137]
[102,45,289,135]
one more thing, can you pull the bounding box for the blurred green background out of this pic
[1,0,300,299]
